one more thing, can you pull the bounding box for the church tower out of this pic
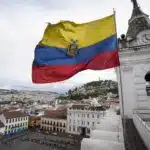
[117,0,150,118]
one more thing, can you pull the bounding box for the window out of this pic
[73,126,75,131]
[92,114,94,118]
[5,126,7,129]
[69,126,71,131]
[87,128,90,133]
[92,122,94,126]
[9,119,11,123]
[6,119,8,123]
[87,122,89,125]
[70,119,71,123]
[87,114,89,118]
[97,114,99,119]
[145,71,150,96]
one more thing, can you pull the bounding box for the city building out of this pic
[40,109,67,133]
[0,111,29,136]
[67,104,106,136]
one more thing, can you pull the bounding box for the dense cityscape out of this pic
[0,80,119,150]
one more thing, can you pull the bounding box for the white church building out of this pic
[117,2,150,117]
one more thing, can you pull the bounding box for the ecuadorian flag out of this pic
[32,15,120,83]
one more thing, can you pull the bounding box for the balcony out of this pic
[132,109,150,150]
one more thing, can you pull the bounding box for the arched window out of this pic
[145,71,150,96]
[145,71,150,82]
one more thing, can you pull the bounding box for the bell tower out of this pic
[117,0,150,118]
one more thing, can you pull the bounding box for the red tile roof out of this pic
[3,111,28,119]
[44,109,67,119]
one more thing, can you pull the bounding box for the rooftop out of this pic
[3,111,28,119]
[43,109,67,119]
[70,104,106,111]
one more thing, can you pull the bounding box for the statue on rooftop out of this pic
[131,0,138,8]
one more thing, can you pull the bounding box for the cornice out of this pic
[119,46,150,58]
[120,58,150,66]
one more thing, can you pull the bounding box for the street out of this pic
[0,131,81,150]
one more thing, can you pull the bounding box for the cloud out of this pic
[0,0,150,92]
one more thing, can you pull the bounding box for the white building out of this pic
[0,111,29,136]
[67,104,106,136]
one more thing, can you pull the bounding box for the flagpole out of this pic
[113,9,125,131]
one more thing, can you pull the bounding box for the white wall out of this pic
[118,40,150,118]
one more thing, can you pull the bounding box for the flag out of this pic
[32,15,120,83]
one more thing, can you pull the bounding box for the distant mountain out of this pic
[57,80,118,103]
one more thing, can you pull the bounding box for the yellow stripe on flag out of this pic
[39,15,116,49]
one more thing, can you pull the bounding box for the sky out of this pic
[0,0,150,93]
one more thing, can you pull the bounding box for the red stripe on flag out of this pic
[32,50,119,83]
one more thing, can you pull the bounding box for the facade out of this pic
[117,0,150,118]
[0,111,29,136]
[40,110,67,133]
[67,104,106,136]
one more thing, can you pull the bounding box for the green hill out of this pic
[57,80,118,103]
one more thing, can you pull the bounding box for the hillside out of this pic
[57,80,118,103]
